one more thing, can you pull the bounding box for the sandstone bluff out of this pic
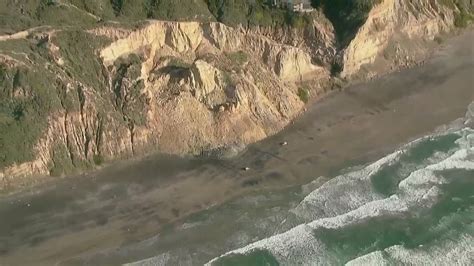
[0,0,471,188]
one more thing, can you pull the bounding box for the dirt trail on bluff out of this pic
[0,29,472,266]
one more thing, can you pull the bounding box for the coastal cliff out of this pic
[0,0,472,188]
[342,0,458,78]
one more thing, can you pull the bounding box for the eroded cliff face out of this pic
[341,0,459,78]
[0,0,470,188]
[0,21,331,187]
[100,21,332,155]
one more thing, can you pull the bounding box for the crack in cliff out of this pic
[94,113,104,160]
[76,84,90,159]
[129,123,135,155]
[62,111,76,168]
[54,79,76,169]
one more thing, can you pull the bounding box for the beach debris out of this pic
[280,141,288,146]
[26,203,31,207]
[242,167,250,171]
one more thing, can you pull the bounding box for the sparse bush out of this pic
[222,71,234,88]
[227,51,248,67]
[434,36,444,44]
[288,13,312,28]
[93,154,104,165]
[438,0,473,28]
[331,61,343,76]
[110,0,124,16]
[167,57,192,69]
[297,87,310,103]
[454,10,473,28]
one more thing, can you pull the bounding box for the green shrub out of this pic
[227,51,248,67]
[297,87,310,103]
[331,61,343,75]
[454,10,473,28]
[434,36,444,44]
[110,0,124,16]
[430,0,473,28]
[222,71,234,88]
[93,154,104,165]
[288,13,312,28]
[167,57,192,69]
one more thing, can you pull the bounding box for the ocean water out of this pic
[205,104,474,266]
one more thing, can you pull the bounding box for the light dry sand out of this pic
[0,30,473,265]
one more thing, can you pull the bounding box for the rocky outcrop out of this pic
[190,60,225,101]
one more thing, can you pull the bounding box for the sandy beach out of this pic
[0,29,473,265]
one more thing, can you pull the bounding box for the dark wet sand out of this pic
[0,30,473,265]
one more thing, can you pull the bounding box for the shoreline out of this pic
[0,29,473,265]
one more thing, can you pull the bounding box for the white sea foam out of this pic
[292,129,473,222]
[293,151,402,221]
[125,252,170,266]
[346,233,474,266]
[206,224,326,265]
[465,102,474,125]
[207,195,411,265]
[207,128,474,265]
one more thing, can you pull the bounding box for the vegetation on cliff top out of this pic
[0,0,314,34]
[2,0,472,38]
